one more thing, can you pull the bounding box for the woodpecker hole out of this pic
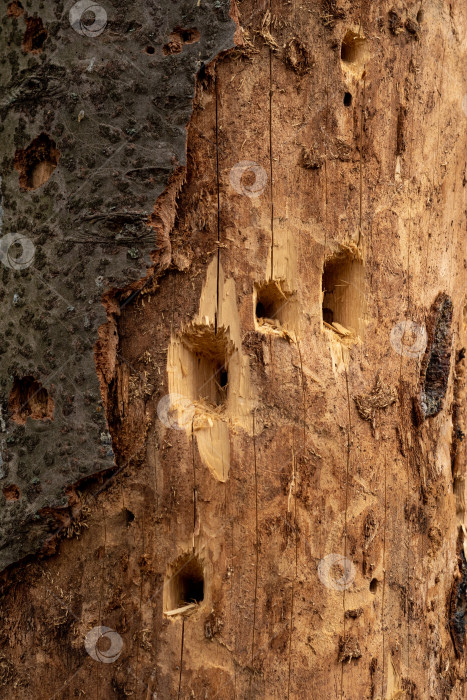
[341,30,368,67]
[9,375,54,424]
[163,26,201,55]
[322,252,365,337]
[164,554,205,613]
[14,133,59,190]
[181,326,231,408]
[254,281,297,334]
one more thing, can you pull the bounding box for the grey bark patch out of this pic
[0,0,236,571]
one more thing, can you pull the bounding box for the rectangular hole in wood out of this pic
[180,325,232,408]
[195,355,228,406]
[322,252,364,337]
[255,281,296,333]
[164,554,205,613]
[340,29,369,68]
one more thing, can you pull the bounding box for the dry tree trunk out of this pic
[0,0,466,698]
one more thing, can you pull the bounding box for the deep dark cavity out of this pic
[165,555,205,611]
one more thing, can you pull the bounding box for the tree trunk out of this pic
[0,0,466,698]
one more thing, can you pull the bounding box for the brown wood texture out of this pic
[1,1,467,698]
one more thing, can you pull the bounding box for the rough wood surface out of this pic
[0,1,466,698]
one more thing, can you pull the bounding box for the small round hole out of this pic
[343,92,352,107]
[145,45,155,54]
[370,578,378,593]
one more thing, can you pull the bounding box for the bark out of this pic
[0,0,466,699]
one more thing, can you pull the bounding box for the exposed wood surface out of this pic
[0,1,466,698]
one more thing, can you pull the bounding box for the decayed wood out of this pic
[0,1,466,699]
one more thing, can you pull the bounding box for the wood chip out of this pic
[332,322,352,336]
[323,320,351,337]
[164,603,197,616]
